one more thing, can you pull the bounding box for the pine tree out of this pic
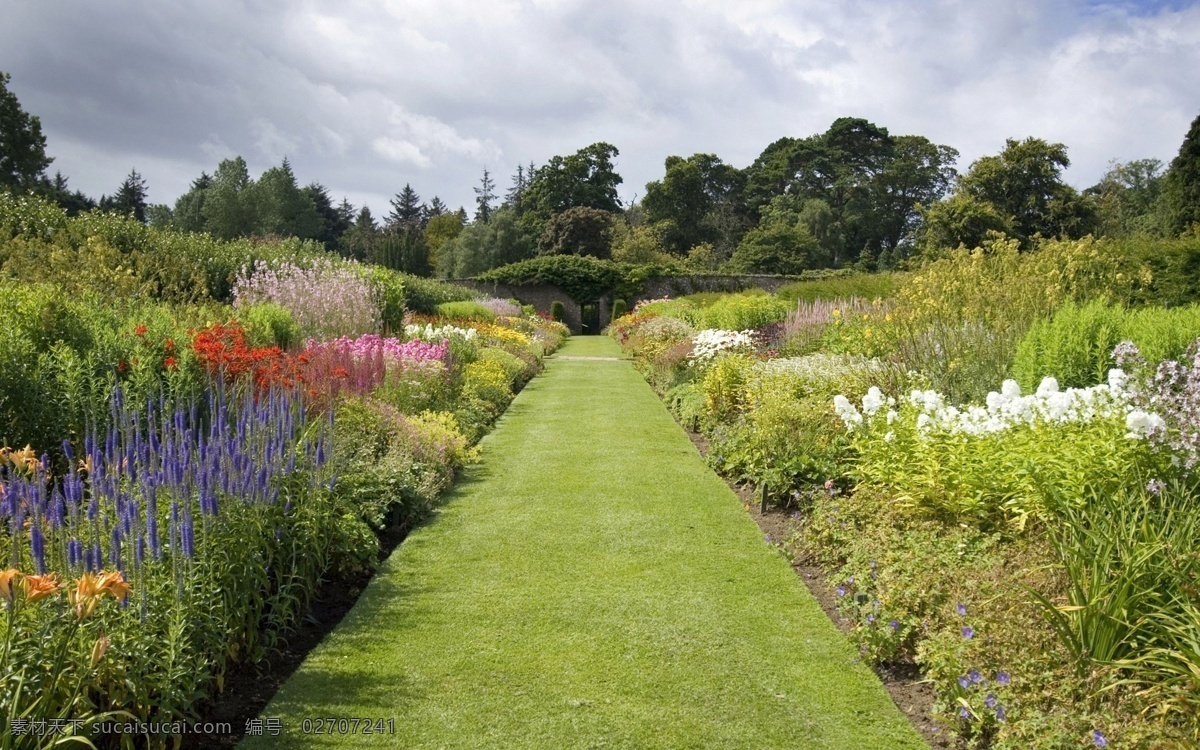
[475,168,496,223]
[425,196,447,221]
[505,164,526,208]
[388,184,423,227]
[101,168,149,222]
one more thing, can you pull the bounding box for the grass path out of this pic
[242,337,927,749]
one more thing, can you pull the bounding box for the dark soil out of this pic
[183,524,411,749]
[684,429,954,749]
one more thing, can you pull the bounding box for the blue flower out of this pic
[1093,730,1108,747]
[995,671,1010,685]
[969,669,983,684]
[888,619,900,631]
[957,603,967,616]
[836,586,847,597]
[995,705,1007,722]
[958,706,970,720]
[866,613,875,624]
[962,626,975,639]
[957,675,971,689]
[984,693,997,709]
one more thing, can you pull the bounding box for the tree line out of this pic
[4,70,1199,278]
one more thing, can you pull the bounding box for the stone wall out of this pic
[453,274,798,334]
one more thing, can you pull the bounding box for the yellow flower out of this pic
[0,569,21,606]
[23,572,62,603]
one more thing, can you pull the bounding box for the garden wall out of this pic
[456,274,797,334]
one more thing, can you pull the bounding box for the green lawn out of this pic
[242,336,927,749]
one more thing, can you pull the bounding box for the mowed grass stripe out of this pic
[242,336,927,749]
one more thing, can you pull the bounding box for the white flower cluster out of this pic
[688,328,754,366]
[835,370,1164,440]
[404,323,478,342]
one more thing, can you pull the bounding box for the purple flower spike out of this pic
[962,626,975,639]
[1093,729,1108,747]
[995,672,1010,685]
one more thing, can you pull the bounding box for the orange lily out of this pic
[23,573,62,603]
[70,573,102,619]
[0,569,21,606]
[96,571,132,603]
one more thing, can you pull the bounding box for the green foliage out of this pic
[436,300,496,321]
[478,255,625,303]
[610,298,627,322]
[727,197,821,274]
[643,153,745,256]
[776,272,897,303]
[519,142,623,236]
[1085,158,1166,238]
[537,205,616,259]
[395,273,478,315]
[1012,299,1200,390]
[1160,113,1200,235]
[436,205,536,278]
[0,71,52,190]
[238,302,300,349]
[550,300,565,322]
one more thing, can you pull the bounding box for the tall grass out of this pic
[776,273,897,304]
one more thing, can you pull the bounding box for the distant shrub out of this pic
[437,300,496,321]
[479,298,524,318]
[776,273,898,304]
[610,298,627,322]
[550,300,565,322]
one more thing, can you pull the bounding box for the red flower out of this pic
[134,325,147,337]
[163,339,176,353]
[117,360,129,374]
[163,356,178,370]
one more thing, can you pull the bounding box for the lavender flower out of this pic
[995,672,1010,685]
[1093,729,1108,747]
[995,705,1007,722]
[888,619,900,631]
[984,693,997,709]
[962,626,975,639]
[957,603,967,616]
[969,669,983,684]
[957,675,971,689]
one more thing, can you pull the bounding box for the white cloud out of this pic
[1,0,1197,215]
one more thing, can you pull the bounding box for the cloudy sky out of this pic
[3,0,1199,217]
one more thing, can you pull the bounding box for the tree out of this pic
[339,205,378,261]
[99,168,149,222]
[425,196,447,221]
[203,157,258,239]
[872,136,959,255]
[171,172,212,233]
[643,153,745,256]
[39,171,95,215]
[537,206,616,259]
[1085,158,1165,237]
[0,71,52,190]
[253,159,321,239]
[913,193,1011,256]
[387,184,423,228]
[520,143,622,236]
[375,224,430,276]
[436,205,536,278]
[475,169,496,223]
[424,211,465,269]
[958,137,1095,243]
[303,182,351,250]
[505,164,528,209]
[727,197,820,274]
[1160,113,1200,234]
[611,224,672,265]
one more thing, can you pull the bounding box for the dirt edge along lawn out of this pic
[240,336,928,749]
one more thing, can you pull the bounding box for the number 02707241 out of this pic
[299,718,396,735]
